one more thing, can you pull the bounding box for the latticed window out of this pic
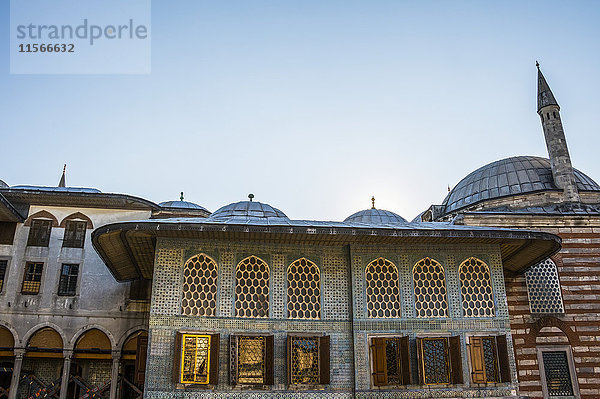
[174,333,220,385]
[63,220,87,248]
[370,336,410,386]
[525,258,564,314]
[366,258,401,318]
[27,219,52,247]
[413,258,448,318]
[287,258,321,319]
[182,254,218,316]
[416,336,463,385]
[22,262,43,294]
[287,335,329,385]
[0,260,7,292]
[459,258,495,317]
[58,263,79,296]
[541,351,574,397]
[230,335,274,385]
[235,256,269,318]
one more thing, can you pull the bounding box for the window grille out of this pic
[287,258,321,319]
[22,262,43,294]
[365,258,401,318]
[542,351,574,396]
[174,333,220,385]
[413,258,448,318]
[289,336,320,385]
[238,336,265,384]
[459,258,495,317]
[58,263,79,296]
[27,219,52,247]
[235,256,269,318]
[63,220,87,248]
[419,338,450,384]
[0,260,7,292]
[525,258,564,314]
[370,336,410,386]
[181,254,218,316]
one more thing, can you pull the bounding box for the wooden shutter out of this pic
[449,336,463,384]
[496,335,511,383]
[468,337,486,383]
[370,337,388,386]
[286,335,292,384]
[134,335,148,384]
[264,335,274,385]
[173,332,182,384]
[229,335,238,385]
[399,336,411,385]
[319,335,330,385]
[416,337,424,385]
[209,334,220,385]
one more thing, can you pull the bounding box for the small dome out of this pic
[159,200,208,211]
[344,208,408,225]
[444,156,600,214]
[0,180,8,188]
[209,200,288,220]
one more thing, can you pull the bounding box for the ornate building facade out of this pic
[420,66,600,399]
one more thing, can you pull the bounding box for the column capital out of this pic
[13,348,26,358]
[111,350,122,360]
[62,349,74,359]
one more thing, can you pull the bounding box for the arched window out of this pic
[182,254,218,316]
[525,258,564,314]
[459,257,495,317]
[365,258,401,318]
[287,258,321,319]
[235,256,270,318]
[413,258,448,318]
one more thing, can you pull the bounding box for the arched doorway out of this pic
[0,326,15,398]
[20,327,63,399]
[120,331,147,399]
[70,329,113,399]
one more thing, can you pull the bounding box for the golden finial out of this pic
[371,196,375,209]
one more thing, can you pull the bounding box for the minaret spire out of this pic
[536,63,580,203]
[58,164,66,188]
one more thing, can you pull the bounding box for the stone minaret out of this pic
[537,63,581,203]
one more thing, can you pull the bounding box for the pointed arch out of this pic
[235,255,270,318]
[365,257,401,318]
[412,257,448,318]
[24,210,59,227]
[59,212,93,229]
[458,257,495,317]
[287,257,321,319]
[24,326,64,358]
[181,253,218,316]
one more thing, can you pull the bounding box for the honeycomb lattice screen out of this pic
[182,254,218,316]
[237,336,266,384]
[287,258,321,319]
[459,258,496,317]
[413,258,449,318]
[525,258,564,314]
[235,256,270,318]
[290,336,320,384]
[365,258,401,318]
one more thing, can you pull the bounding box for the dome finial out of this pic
[371,196,375,209]
[58,164,66,187]
[180,191,184,201]
[536,60,540,69]
[248,193,254,202]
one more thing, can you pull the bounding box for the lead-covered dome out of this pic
[208,200,288,220]
[159,200,208,212]
[344,208,408,225]
[0,180,8,188]
[444,156,600,213]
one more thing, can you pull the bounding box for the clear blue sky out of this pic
[1,1,599,221]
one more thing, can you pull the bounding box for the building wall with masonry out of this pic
[146,237,519,399]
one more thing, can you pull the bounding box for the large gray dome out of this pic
[444,156,600,213]
[344,208,408,225]
[208,200,288,220]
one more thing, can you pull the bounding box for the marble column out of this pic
[109,350,121,399]
[58,349,73,399]
[8,348,25,399]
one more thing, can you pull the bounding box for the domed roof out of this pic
[0,180,8,188]
[444,156,600,213]
[208,200,288,220]
[344,208,408,225]
[159,200,208,211]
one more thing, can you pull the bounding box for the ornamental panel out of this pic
[287,258,321,320]
[365,258,401,318]
[182,254,218,317]
[238,336,266,384]
[290,336,319,385]
[235,256,270,318]
[542,351,574,396]
[413,258,448,318]
[421,338,450,384]
[459,258,495,317]
[525,258,564,314]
